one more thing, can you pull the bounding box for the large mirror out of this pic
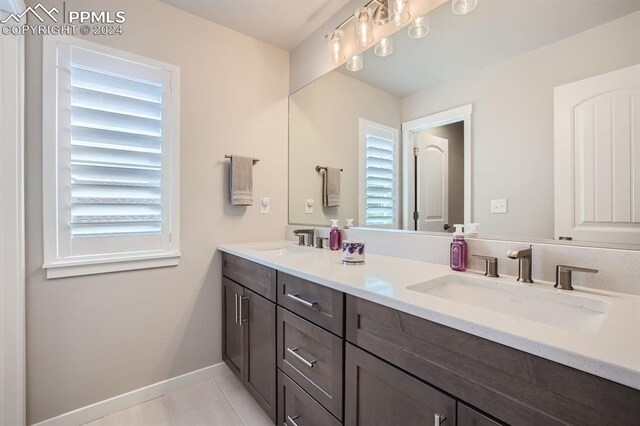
[289,0,640,248]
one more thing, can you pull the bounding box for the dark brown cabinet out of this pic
[346,294,640,426]
[222,270,276,421]
[277,272,344,336]
[278,370,341,426]
[345,343,456,426]
[457,403,503,426]
[222,254,640,426]
[244,288,276,420]
[222,277,244,381]
[277,307,344,420]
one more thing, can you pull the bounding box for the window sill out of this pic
[43,251,181,279]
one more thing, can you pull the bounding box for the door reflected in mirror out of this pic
[288,2,640,249]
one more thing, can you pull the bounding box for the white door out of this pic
[554,64,640,245]
[416,134,449,232]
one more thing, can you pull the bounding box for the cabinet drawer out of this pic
[222,253,276,302]
[346,295,640,426]
[458,403,503,426]
[277,307,343,419]
[277,272,344,336]
[278,370,341,426]
[345,343,456,426]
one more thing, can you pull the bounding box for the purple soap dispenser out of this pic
[329,219,342,251]
[450,224,467,271]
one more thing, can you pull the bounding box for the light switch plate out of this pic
[491,199,508,214]
[305,199,314,214]
[260,197,270,214]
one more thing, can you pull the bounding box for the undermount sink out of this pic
[250,244,312,255]
[407,275,611,333]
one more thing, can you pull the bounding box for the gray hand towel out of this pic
[323,167,341,207]
[230,155,253,206]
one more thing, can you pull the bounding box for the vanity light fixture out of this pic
[346,53,363,72]
[391,0,410,25]
[374,37,393,57]
[373,0,390,25]
[355,7,374,48]
[408,15,429,39]
[328,29,345,64]
[452,0,478,15]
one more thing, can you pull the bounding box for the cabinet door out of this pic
[345,343,456,426]
[222,277,244,382]
[458,403,503,426]
[243,288,277,421]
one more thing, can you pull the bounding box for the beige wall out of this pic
[25,0,289,423]
[289,71,401,227]
[402,11,640,240]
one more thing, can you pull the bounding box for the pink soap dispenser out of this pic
[450,224,467,271]
[329,219,342,251]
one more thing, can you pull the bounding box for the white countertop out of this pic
[218,241,640,390]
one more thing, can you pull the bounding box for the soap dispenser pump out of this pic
[329,219,342,251]
[450,224,467,271]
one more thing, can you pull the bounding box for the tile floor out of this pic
[81,368,273,426]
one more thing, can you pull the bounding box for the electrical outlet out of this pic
[305,199,314,214]
[260,197,270,214]
[491,199,508,214]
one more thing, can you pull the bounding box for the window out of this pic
[359,119,400,228]
[42,35,180,278]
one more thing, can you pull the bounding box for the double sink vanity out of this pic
[219,241,640,426]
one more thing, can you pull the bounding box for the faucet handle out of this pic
[472,255,499,278]
[294,233,306,246]
[293,229,314,246]
[555,265,598,291]
[315,237,329,249]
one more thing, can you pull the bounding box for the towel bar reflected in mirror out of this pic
[225,155,259,165]
[316,166,344,173]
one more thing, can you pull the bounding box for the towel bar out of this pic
[316,165,343,173]
[225,155,259,165]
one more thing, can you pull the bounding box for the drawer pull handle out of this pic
[234,293,239,325]
[239,296,248,324]
[286,347,316,368]
[435,413,447,425]
[285,415,300,426]
[286,293,318,309]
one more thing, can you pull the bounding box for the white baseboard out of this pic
[32,362,229,426]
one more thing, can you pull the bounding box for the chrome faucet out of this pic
[506,246,533,283]
[555,265,598,291]
[293,229,314,246]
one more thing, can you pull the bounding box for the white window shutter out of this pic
[365,134,396,226]
[359,119,399,228]
[42,35,181,278]
[69,64,165,237]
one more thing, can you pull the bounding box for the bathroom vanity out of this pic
[219,243,640,426]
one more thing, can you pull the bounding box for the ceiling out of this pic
[336,0,640,96]
[159,0,351,50]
